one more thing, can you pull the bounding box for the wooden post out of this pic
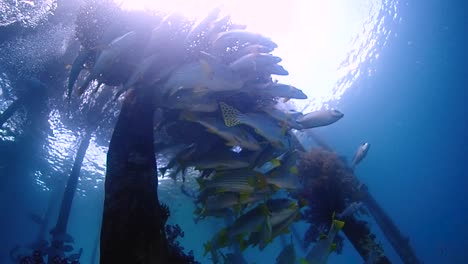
[100,86,169,264]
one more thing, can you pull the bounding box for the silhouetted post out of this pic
[361,187,422,264]
[100,85,169,264]
[48,128,93,263]
[0,98,22,128]
[341,216,392,264]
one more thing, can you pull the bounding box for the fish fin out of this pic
[195,177,204,188]
[333,219,345,230]
[113,87,127,101]
[295,213,302,221]
[159,167,168,176]
[233,203,242,215]
[330,243,337,252]
[219,102,242,127]
[193,207,202,215]
[281,227,290,235]
[288,201,298,210]
[239,192,250,203]
[256,174,269,189]
[299,258,310,264]
[203,242,212,256]
[290,165,298,174]
[218,228,229,247]
[225,141,237,147]
[259,203,271,216]
[270,184,280,192]
[282,97,291,103]
[235,234,248,251]
[265,215,272,236]
[271,158,281,167]
[298,198,308,208]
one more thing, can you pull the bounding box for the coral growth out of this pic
[161,203,200,264]
[297,148,361,250]
[297,148,390,263]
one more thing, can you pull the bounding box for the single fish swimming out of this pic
[296,109,344,129]
[352,142,370,168]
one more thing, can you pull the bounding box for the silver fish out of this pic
[212,29,278,51]
[162,90,219,112]
[229,53,282,72]
[266,151,301,190]
[263,64,289,75]
[162,59,243,96]
[185,6,222,43]
[235,44,275,58]
[296,109,344,129]
[352,142,370,168]
[257,83,307,100]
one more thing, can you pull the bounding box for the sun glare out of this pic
[114,0,381,111]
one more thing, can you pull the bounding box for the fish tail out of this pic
[196,177,205,188]
[219,102,243,127]
[203,241,212,256]
[333,219,345,230]
[159,167,168,176]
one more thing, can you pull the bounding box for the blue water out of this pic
[0,0,467,263]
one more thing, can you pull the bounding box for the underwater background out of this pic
[0,0,466,263]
